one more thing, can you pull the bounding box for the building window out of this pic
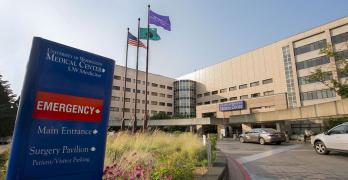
[124,98,130,102]
[167,112,173,115]
[296,55,330,70]
[151,101,158,105]
[167,103,173,107]
[251,93,260,98]
[220,98,228,102]
[110,107,119,112]
[204,101,210,104]
[159,102,166,106]
[151,92,158,96]
[332,32,348,44]
[298,72,332,85]
[239,84,247,89]
[220,88,227,93]
[111,96,120,101]
[301,89,336,101]
[204,92,210,96]
[262,78,273,84]
[212,100,219,104]
[133,89,141,93]
[167,94,173,98]
[122,108,130,112]
[114,75,121,80]
[229,97,237,101]
[151,110,157,114]
[142,100,149,104]
[124,88,131,92]
[336,50,348,61]
[282,46,297,108]
[125,78,131,82]
[240,95,248,100]
[250,81,259,87]
[167,86,173,90]
[159,93,166,97]
[112,86,120,90]
[212,90,218,95]
[132,99,140,103]
[263,90,274,96]
[229,86,237,91]
[159,85,166,89]
[197,102,202,106]
[152,83,158,87]
[294,39,326,55]
[197,94,202,98]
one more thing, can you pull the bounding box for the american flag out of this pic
[128,32,146,49]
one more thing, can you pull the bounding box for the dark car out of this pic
[239,128,286,145]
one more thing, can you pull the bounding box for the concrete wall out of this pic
[230,99,348,124]
[196,93,288,118]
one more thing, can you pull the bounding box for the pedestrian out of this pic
[304,128,313,142]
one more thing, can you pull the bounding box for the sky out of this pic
[1,0,348,95]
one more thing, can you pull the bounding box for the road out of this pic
[217,138,348,180]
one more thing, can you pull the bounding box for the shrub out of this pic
[104,131,207,180]
[0,148,9,179]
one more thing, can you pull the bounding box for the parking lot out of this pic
[218,138,348,180]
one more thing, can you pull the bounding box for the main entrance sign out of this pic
[219,101,246,111]
[7,37,115,180]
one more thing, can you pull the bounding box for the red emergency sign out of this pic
[32,91,103,122]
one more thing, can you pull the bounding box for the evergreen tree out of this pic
[0,74,18,137]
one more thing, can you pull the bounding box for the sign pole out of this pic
[132,18,140,134]
[121,28,130,131]
[143,4,151,132]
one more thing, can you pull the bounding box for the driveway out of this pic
[217,138,348,180]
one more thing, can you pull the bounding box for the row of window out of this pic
[337,50,348,61]
[113,75,173,90]
[111,96,173,106]
[196,90,274,105]
[294,39,326,56]
[110,107,173,115]
[298,72,332,85]
[332,31,348,45]
[112,86,173,98]
[296,55,330,70]
[197,78,273,98]
[300,89,336,101]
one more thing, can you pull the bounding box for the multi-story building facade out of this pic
[109,16,348,132]
[109,65,175,123]
[178,16,348,119]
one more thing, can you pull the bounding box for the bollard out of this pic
[207,140,212,167]
[203,135,207,146]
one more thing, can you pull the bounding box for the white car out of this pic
[311,122,348,155]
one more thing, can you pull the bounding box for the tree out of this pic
[0,74,18,137]
[308,43,348,98]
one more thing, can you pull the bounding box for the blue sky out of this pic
[1,0,348,95]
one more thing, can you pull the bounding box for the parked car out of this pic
[311,122,348,155]
[239,128,286,145]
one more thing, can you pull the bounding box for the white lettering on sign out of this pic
[36,101,99,115]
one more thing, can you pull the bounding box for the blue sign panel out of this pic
[7,37,115,180]
[219,101,246,111]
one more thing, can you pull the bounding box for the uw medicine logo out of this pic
[32,91,103,122]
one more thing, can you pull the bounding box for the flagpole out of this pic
[143,4,150,132]
[121,28,130,131]
[132,18,140,134]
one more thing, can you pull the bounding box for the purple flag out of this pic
[149,10,171,31]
